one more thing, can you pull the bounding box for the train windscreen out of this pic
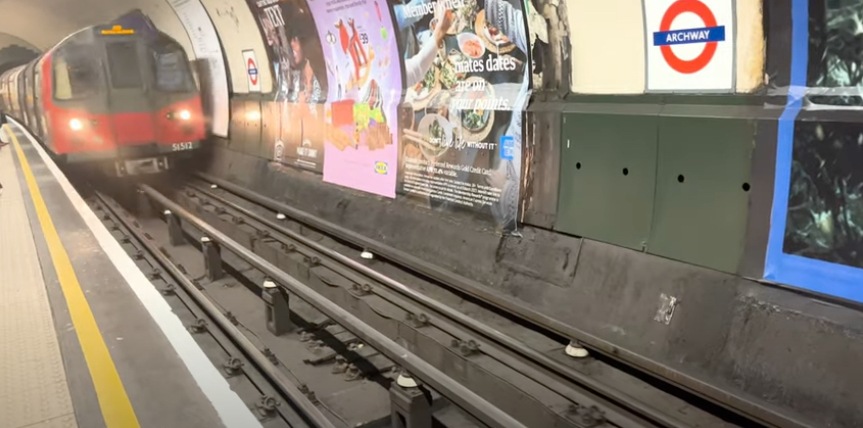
[106,41,144,89]
[53,47,103,100]
[151,45,196,93]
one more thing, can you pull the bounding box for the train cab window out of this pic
[53,54,101,100]
[151,45,196,93]
[106,41,144,89]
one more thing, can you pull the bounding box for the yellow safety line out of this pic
[4,124,141,428]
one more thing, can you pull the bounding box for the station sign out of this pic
[242,49,260,93]
[643,0,735,92]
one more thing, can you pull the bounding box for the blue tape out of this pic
[764,0,863,302]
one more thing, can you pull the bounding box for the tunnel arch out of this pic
[0,44,39,75]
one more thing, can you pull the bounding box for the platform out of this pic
[0,121,262,428]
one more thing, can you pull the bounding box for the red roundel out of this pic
[659,0,718,74]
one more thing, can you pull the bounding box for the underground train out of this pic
[0,23,205,176]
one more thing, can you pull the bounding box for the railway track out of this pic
[83,174,761,428]
[91,191,331,428]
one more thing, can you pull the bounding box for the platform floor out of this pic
[0,125,76,428]
[0,121,262,428]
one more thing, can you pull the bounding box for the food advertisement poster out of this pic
[307,0,403,198]
[392,0,530,232]
[247,0,330,172]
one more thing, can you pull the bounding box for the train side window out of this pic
[106,41,143,89]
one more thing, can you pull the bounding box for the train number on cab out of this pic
[172,142,195,151]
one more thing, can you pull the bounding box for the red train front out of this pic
[0,24,206,176]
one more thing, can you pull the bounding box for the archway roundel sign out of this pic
[643,0,735,92]
[242,49,261,92]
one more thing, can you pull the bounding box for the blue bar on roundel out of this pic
[653,26,726,46]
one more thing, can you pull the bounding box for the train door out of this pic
[22,67,31,128]
[23,62,37,131]
[17,68,28,127]
[0,74,6,112]
[32,58,46,139]
[103,38,157,150]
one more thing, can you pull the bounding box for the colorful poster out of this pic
[392,0,530,232]
[302,0,402,198]
[642,0,735,92]
[246,0,329,172]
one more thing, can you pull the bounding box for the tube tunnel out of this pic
[0,1,862,427]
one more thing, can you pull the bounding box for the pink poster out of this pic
[308,0,402,198]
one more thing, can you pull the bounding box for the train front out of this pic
[51,24,206,176]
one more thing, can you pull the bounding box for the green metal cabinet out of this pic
[648,109,756,273]
[556,108,659,251]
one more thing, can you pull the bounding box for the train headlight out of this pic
[69,118,83,131]
[178,109,191,121]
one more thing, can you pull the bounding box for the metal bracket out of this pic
[223,357,244,377]
[165,210,185,246]
[654,293,680,325]
[451,339,480,356]
[188,318,208,334]
[202,237,224,281]
[160,283,176,296]
[349,283,373,297]
[406,312,429,328]
[263,280,293,335]
[390,383,432,428]
[254,395,279,418]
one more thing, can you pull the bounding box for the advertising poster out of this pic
[392,0,530,232]
[247,0,329,172]
[642,0,735,92]
[167,0,232,137]
[307,0,403,198]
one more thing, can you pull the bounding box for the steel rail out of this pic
[141,184,526,428]
[188,183,685,428]
[95,191,334,428]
